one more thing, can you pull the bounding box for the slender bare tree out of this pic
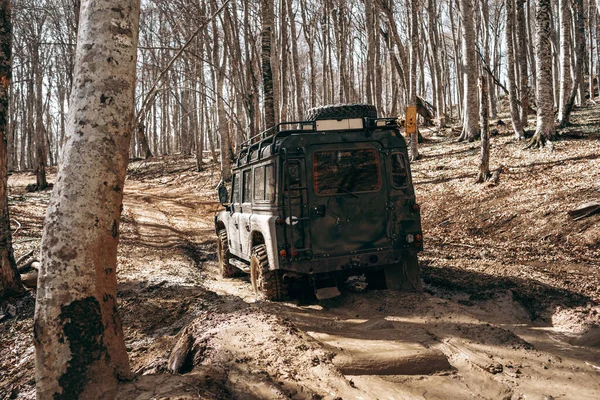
[528,0,556,148]
[458,0,480,141]
[0,0,22,298]
[506,0,525,139]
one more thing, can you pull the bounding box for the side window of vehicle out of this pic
[254,166,265,201]
[265,164,275,202]
[231,173,240,204]
[242,170,252,203]
[391,153,409,188]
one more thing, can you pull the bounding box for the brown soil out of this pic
[2,105,600,399]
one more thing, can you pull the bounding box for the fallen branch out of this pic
[11,219,21,236]
[16,249,34,266]
[488,165,505,186]
[568,202,600,220]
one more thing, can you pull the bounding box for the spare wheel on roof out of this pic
[305,104,378,121]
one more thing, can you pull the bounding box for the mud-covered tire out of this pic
[217,230,236,278]
[250,244,288,301]
[305,104,378,121]
[384,251,422,292]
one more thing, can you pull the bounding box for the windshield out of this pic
[313,149,381,196]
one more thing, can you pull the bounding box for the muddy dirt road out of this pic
[2,106,600,399]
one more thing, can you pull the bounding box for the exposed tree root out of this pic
[525,131,556,149]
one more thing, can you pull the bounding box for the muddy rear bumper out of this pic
[277,247,420,275]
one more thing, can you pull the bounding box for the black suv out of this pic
[215,104,423,300]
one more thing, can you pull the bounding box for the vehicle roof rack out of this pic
[236,117,399,167]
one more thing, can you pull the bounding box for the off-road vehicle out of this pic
[215,104,423,300]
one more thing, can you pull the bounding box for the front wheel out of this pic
[250,244,288,301]
[384,251,422,292]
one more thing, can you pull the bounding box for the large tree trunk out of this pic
[529,0,556,147]
[506,0,525,139]
[34,1,140,398]
[458,0,479,141]
[0,0,22,298]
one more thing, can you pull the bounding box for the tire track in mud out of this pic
[119,171,600,400]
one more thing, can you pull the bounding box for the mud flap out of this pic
[384,251,422,292]
[313,276,341,300]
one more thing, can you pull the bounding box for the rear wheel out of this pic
[217,230,236,278]
[384,251,422,292]
[250,244,288,301]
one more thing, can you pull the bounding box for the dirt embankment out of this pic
[2,105,600,399]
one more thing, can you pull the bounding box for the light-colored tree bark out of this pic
[506,0,525,139]
[516,0,529,127]
[529,0,556,147]
[458,0,479,141]
[427,0,445,127]
[0,0,22,298]
[559,0,585,126]
[34,1,140,398]
[557,0,572,119]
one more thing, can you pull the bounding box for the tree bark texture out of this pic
[506,0,525,139]
[261,0,275,129]
[559,0,585,126]
[458,0,479,141]
[409,0,419,160]
[516,0,529,127]
[34,1,140,398]
[477,75,490,183]
[558,0,572,119]
[530,0,556,147]
[0,0,22,298]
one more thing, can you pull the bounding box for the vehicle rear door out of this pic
[307,143,390,257]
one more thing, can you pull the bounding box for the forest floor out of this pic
[2,104,600,399]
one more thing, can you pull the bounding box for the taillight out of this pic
[276,217,285,225]
[412,203,420,212]
[415,234,423,242]
[279,249,287,258]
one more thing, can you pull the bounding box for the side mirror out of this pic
[218,185,229,204]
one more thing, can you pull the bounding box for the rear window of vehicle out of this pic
[313,149,381,196]
[391,153,409,188]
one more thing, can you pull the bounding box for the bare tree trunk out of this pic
[409,0,419,160]
[529,0,556,147]
[287,0,302,118]
[557,0,572,120]
[0,0,22,298]
[34,1,140,397]
[506,0,525,139]
[458,0,480,141]
[428,0,445,127]
[261,0,275,129]
[516,0,529,127]
[559,0,585,126]
[588,0,595,102]
[476,75,490,183]
[33,38,48,190]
